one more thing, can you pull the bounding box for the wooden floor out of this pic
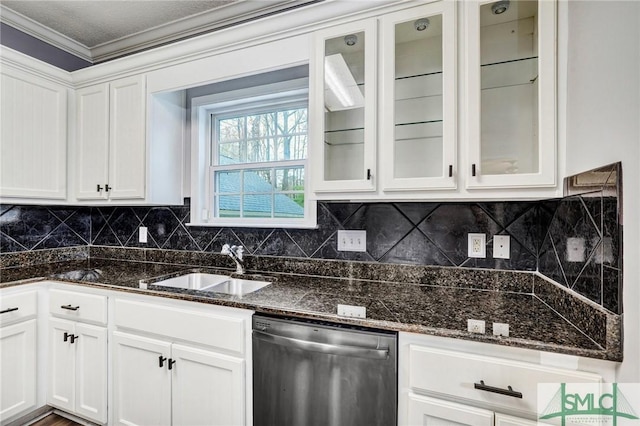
[30,414,82,426]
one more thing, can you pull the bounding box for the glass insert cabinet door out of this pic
[311,19,377,192]
[465,0,556,188]
[380,2,457,191]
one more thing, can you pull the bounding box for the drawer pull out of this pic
[168,359,176,370]
[0,307,19,314]
[474,380,522,399]
[159,356,167,368]
[61,304,80,311]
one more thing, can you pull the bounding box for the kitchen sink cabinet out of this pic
[0,54,68,202]
[75,75,146,201]
[112,296,252,426]
[408,393,494,425]
[0,289,38,422]
[112,332,245,426]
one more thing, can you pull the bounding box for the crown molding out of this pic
[0,5,93,62]
[90,0,320,63]
[0,45,74,87]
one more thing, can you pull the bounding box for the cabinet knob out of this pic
[159,356,167,368]
[168,359,176,370]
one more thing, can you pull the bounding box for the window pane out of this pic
[275,167,304,191]
[217,195,240,217]
[243,169,273,193]
[219,142,242,164]
[248,113,277,139]
[275,194,304,218]
[243,194,272,218]
[216,171,241,193]
[278,108,308,134]
[218,117,244,142]
[246,137,277,163]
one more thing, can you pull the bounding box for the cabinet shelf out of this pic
[481,56,538,91]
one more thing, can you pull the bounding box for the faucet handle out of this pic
[221,244,231,254]
[235,246,244,260]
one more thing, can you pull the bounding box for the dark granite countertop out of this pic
[0,257,611,360]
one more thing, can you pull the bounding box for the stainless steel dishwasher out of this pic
[252,314,397,426]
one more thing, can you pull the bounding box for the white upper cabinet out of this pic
[0,62,68,201]
[311,19,377,193]
[380,2,457,191]
[464,0,556,189]
[75,75,146,201]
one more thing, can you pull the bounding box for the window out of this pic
[191,77,316,228]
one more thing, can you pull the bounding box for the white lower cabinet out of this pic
[0,319,37,421]
[48,317,108,424]
[0,289,38,423]
[112,297,252,426]
[408,394,494,426]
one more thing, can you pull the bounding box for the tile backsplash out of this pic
[0,164,623,314]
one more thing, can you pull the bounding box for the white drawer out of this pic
[49,289,107,326]
[0,290,37,326]
[409,345,602,415]
[114,299,246,355]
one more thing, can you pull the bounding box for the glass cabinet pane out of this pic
[480,0,539,175]
[393,14,444,179]
[323,31,366,181]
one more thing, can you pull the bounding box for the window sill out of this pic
[185,220,318,229]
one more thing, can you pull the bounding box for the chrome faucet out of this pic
[221,244,245,274]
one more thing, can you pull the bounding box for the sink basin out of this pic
[203,278,271,296]
[152,273,270,296]
[152,273,230,290]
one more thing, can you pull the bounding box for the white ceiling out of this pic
[0,0,319,63]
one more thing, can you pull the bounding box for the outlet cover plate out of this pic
[493,235,510,259]
[337,230,367,252]
[468,233,486,258]
[139,227,148,243]
[467,319,485,334]
[493,322,510,337]
[337,304,366,318]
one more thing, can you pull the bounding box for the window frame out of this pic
[189,78,317,228]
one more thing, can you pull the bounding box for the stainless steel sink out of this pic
[152,273,270,296]
[203,278,271,296]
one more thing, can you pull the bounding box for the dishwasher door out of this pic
[253,315,397,426]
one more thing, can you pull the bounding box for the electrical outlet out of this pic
[493,235,510,259]
[467,319,485,334]
[139,226,148,243]
[337,304,366,318]
[493,322,509,337]
[468,233,486,258]
[566,237,585,262]
[337,230,367,252]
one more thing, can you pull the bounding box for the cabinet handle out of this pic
[366,169,372,180]
[0,307,18,314]
[61,304,79,311]
[159,356,167,368]
[96,184,103,192]
[64,332,70,342]
[474,380,522,399]
[105,184,111,192]
[70,334,78,344]
[472,164,477,177]
[168,359,176,370]
[448,165,453,177]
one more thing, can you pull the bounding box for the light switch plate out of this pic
[139,227,148,243]
[493,322,509,337]
[493,235,510,259]
[337,230,367,252]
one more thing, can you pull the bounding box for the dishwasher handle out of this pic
[253,329,389,360]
